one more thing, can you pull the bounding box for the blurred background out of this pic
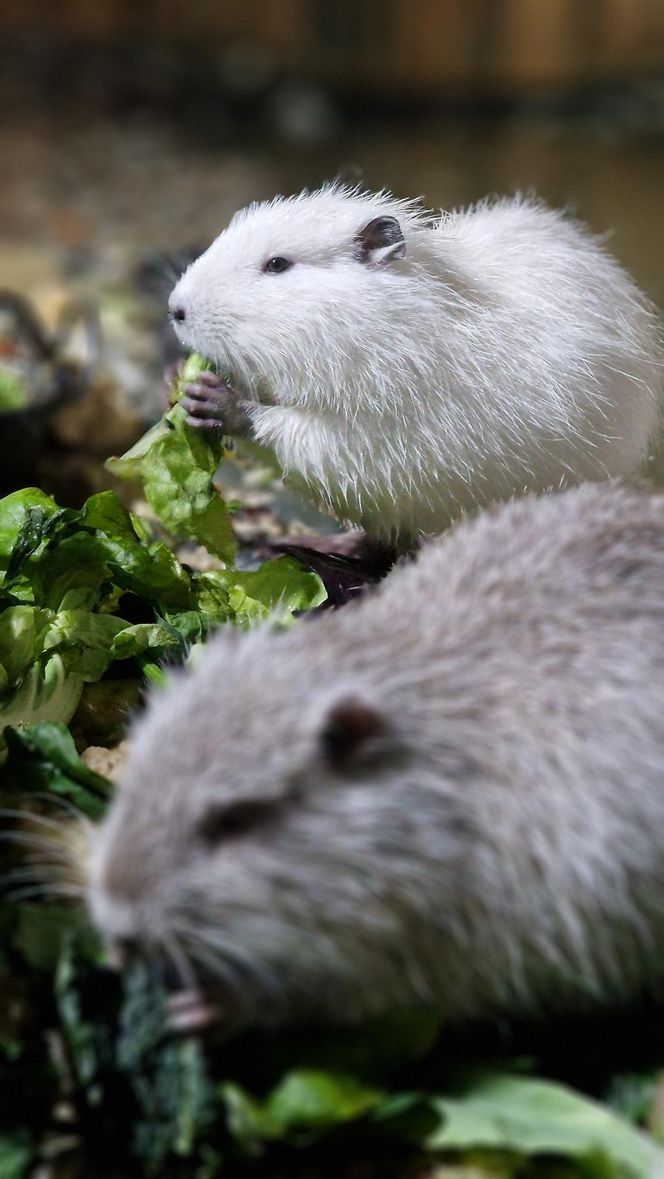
[1,0,664,503]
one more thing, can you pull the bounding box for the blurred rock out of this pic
[80,740,129,781]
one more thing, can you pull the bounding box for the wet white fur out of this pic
[89,483,664,1028]
[170,186,662,543]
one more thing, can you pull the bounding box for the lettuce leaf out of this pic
[427,1071,664,1177]
[0,656,85,734]
[0,483,324,747]
[3,722,111,817]
[0,1132,34,1179]
[0,366,29,412]
[196,556,326,628]
[219,1065,664,1177]
[106,353,236,563]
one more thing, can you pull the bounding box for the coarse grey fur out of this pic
[169,187,663,546]
[88,483,664,1028]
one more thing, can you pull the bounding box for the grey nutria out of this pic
[87,482,664,1034]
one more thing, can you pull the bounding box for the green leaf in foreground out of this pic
[0,1132,34,1179]
[267,1070,383,1130]
[0,488,59,577]
[196,555,327,627]
[117,962,217,1169]
[106,353,236,562]
[0,485,325,744]
[2,721,112,818]
[13,904,97,973]
[605,1069,661,1129]
[426,1071,664,1178]
[221,1070,385,1154]
[0,367,29,412]
[218,1062,664,1176]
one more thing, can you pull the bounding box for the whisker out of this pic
[0,809,70,832]
[179,925,278,996]
[27,792,89,822]
[0,820,88,899]
[3,885,50,903]
[3,883,84,903]
[185,941,236,988]
[50,883,86,899]
[162,932,198,992]
[0,832,69,855]
[1,864,64,885]
[175,927,224,973]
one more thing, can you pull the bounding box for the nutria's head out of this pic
[86,616,476,1031]
[167,184,444,412]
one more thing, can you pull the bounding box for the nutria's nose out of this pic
[171,305,186,323]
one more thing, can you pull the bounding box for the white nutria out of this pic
[88,482,664,1032]
[168,186,662,546]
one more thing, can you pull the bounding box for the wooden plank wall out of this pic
[4,0,664,96]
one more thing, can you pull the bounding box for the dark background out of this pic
[2,2,664,271]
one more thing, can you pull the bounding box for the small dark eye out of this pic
[263,256,293,275]
[320,699,385,770]
[197,799,275,846]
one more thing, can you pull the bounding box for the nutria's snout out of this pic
[89,883,223,1034]
[167,278,197,349]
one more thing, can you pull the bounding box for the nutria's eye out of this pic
[197,800,276,845]
[263,256,293,275]
[320,697,386,770]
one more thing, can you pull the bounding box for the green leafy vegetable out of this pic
[426,1071,664,1176]
[0,367,28,412]
[116,962,217,1168]
[605,1070,661,1128]
[106,352,236,562]
[0,1132,34,1179]
[0,485,324,748]
[3,722,111,818]
[225,1071,385,1138]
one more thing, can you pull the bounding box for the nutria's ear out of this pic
[354,217,405,266]
[319,696,387,769]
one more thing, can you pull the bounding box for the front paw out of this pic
[181,371,251,436]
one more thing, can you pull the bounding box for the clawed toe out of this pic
[197,370,224,389]
[184,413,224,431]
[181,395,225,424]
[184,380,222,402]
[179,373,250,438]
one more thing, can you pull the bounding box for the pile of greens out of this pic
[1,356,663,1178]
[0,485,323,745]
[0,357,324,744]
